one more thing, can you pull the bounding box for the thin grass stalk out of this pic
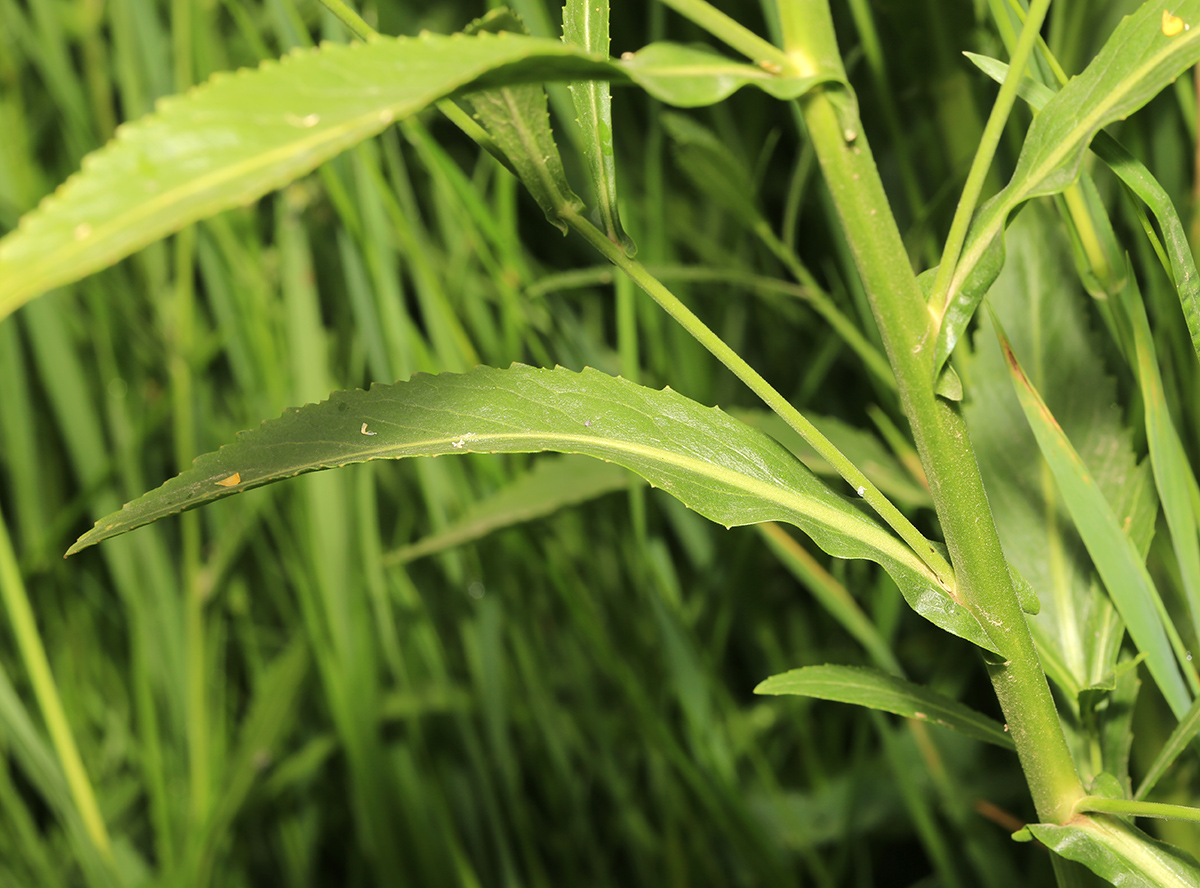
[0,505,113,862]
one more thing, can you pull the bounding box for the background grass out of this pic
[2,0,1197,885]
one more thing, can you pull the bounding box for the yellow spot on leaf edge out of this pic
[216,472,241,487]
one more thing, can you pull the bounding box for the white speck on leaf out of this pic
[361,422,376,436]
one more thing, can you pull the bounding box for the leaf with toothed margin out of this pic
[0,30,822,318]
[65,364,995,653]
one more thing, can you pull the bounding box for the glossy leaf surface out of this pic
[0,34,817,318]
[67,365,995,651]
[1028,816,1200,888]
[966,51,1200,363]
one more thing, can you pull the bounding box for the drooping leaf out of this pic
[66,364,996,652]
[933,2,1200,373]
[994,308,1191,719]
[383,454,637,563]
[754,664,1014,750]
[563,0,634,254]
[0,33,820,318]
[1027,816,1200,888]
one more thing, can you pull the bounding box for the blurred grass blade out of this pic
[994,315,1192,718]
[1027,817,1200,888]
[1136,694,1200,800]
[933,2,1200,372]
[966,51,1200,338]
[67,364,997,652]
[754,664,1014,750]
[1122,270,1200,649]
[383,455,637,564]
[757,523,903,676]
[0,506,112,863]
[563,0,634,254]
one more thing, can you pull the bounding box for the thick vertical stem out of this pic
[780,1,1084,824]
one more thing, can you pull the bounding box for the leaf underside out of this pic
[755,664,1014,750]
[0,32,820,319]
[66,365,995,652]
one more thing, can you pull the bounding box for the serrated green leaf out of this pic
[995,309,1192,719]
[384,454,637,563]
[1028,816,1200,888]
[563,0,634,255]
[754,664,1014,750]
[65,365,996,652]
[0,32,822,318]
[0,33,601,317]
[933,2,1200,372]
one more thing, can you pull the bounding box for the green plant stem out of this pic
[0,505,113,861]
[658,0,795,74]
[319,0,376,41]
[928,0,1052,338]
[780,0,1084,826]
[1076,796,1200,823]
[563,206,955,592]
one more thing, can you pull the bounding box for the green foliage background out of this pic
[2,0,1197,885]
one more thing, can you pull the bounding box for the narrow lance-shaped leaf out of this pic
[0,34,822,319]
[563,0,634,254]
[966,52,1200,361]
[932,1,1200,373]
[1122,268,1200,653]
[754,664,1014,750]
[995,315,1193,718]
[66,365,997,653]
